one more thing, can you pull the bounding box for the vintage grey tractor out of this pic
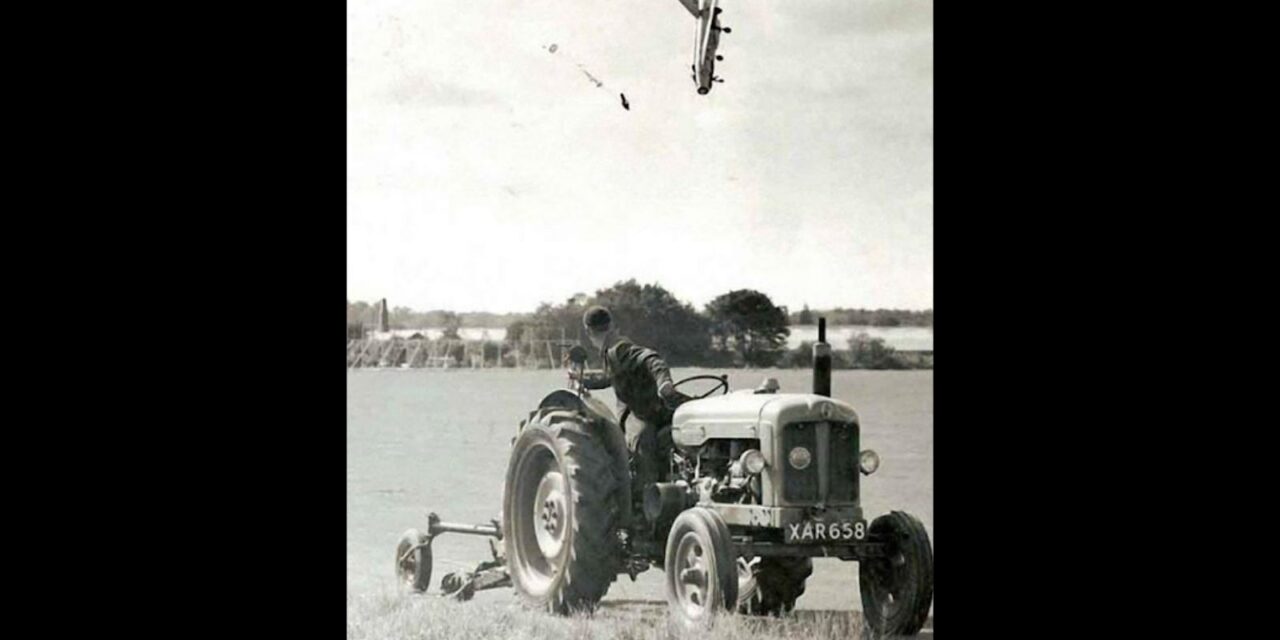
[397,319,933,634]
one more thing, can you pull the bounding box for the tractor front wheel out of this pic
[859,511,934,635]
[664,507,738,629]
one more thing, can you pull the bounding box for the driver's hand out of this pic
[659,382,689,410]
[658,381,676,399]
[663,392,691,411]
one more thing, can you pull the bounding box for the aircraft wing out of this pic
[675,0,700,18]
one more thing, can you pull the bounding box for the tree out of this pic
[348,300,372,326]
[505,319,529,343]
[510,280,711,366]
[525,298,588,343]
[390,306,416,330]
[705,289,791,367]
[593,280,711,365]
[439,311,462,340]
[798,304,813,325]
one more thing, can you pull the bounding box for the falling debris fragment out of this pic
[578,65,603,88]
[540,42,628,109]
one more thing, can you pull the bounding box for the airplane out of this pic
[675,0,730,95]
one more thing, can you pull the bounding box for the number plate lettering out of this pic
[785,519,866,543]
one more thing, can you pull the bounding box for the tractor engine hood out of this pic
[672,392,859,447]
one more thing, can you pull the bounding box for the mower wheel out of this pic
[395,528,432,593]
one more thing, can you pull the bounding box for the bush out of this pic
[847,333,908,370]
[697,348,741,368]
[783,341,815,368]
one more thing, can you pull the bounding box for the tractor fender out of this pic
[537,389,620,429]
[532,389,632,522]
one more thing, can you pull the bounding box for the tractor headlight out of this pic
[859,449,880,475]
[739,449,766,475]
[788,446,812,470]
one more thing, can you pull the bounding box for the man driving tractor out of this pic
[571,306,689,509]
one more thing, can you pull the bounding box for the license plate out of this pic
[785,519,867,543]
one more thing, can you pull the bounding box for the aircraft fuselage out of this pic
[692,0,722,95]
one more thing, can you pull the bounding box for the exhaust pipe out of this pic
[813,317,831,397]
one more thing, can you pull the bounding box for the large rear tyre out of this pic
[665,507,738,629]
[395,528,432,593]
[503,411,620,614]
[859,511,933,635]
[739,556,813,615]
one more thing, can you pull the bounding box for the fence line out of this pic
[346,338,576,370]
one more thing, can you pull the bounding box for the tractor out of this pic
[397,318,933,634]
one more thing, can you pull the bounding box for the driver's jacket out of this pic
[583,338,676,427]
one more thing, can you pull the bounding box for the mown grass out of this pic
[346,589,918,640]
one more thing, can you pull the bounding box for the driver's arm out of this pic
[614,343,676,397]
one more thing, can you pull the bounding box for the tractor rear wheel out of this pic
[739,556,813,615]
[859,511,933,635]
[503,411,620,614]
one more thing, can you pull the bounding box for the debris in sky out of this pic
[577,64,604,88]
[541,42,628,108]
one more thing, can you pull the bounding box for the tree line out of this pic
[793,305,932,327]
[348,280,931,369]
[346,302,525,335]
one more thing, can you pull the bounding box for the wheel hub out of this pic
[868,552,905,618]
[533,472,568,559]
[674,533,711,616]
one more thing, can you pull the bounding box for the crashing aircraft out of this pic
[675,0,730,95]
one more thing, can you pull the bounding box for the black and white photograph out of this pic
[346,1,933,637]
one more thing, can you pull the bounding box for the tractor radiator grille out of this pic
[828,421,859,503]
[782,422,819,501]
[782,420,859,504]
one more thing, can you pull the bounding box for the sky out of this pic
[347,0,933,313]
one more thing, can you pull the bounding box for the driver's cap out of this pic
[582,306,612,333]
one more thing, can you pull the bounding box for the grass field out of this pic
[347,368,932,638]
[348,589,932,640]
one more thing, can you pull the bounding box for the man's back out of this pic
[603,338,675,426]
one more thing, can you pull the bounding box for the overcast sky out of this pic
[347,0,932,313]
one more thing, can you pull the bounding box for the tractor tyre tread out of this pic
[859,510,933,636]
[748,556,813,615]
[504,412,620,614]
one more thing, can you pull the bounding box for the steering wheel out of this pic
[673,374,730,400]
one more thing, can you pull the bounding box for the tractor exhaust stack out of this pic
[813,317,832,397]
